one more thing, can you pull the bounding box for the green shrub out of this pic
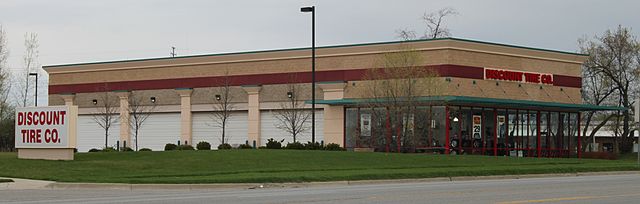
[217,143,232,150]
[121,147,134,152]
[101,147,117,152]
[164,143,178,151]
[285,142,305,150]
[238,144,253,149]
[304,141,322,150]
[266,138,284,149]
[324,143,344,151]
[139,148,152,152]
[88,148,101,152]
[178,145,195,151]
[196,141,212,150]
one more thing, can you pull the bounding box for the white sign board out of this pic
[472,115,482,139]
[360,113,371,136]
[15,106,76,149]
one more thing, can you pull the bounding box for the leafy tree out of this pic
[579,25,640,153]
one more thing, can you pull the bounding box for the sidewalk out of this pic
[2,171,639,191]
[0,177,54,190]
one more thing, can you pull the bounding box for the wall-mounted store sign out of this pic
[484,68,554,85]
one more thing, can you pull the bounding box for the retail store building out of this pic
[44,38,622,157]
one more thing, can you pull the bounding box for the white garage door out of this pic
[133,113,181,151]
[260,110,323,146]
[192,111,248,149]
[77,115,121,152]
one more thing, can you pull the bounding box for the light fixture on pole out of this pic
[29,73,38,107]
[301,5,316,144]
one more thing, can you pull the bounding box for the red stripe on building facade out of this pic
[49,64,581,94]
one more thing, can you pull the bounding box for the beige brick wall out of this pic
[47,38,586,107]
[46,39,585,86]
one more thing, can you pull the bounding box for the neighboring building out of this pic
[582,123,639,152]
[44,38,622,157]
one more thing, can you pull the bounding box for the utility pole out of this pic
[170,47,177,57]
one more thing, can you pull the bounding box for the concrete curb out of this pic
[5,170,639,191]
[0,177,54,190]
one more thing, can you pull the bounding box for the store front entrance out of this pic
[345,105,583,158]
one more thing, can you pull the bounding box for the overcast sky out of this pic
[2,0,639,67]
[1,0,639,104]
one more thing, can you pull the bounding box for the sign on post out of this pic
[15,106,78,160]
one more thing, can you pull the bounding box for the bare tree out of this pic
[211,72,235,145]
[0,25,10,119]
[92,88,119,148]
[128,92,157,151]
[274,79,311,143]
[0,24,14,152]
[14,33,39,107]
[358,43,443,152]
[396,7,458,40]
[579,25,640,153]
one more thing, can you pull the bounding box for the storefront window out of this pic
[507,110,518,156]
[468,108,483,155]
[345,108,358,150]
[529,111,538,157]
[449,106,461,154]
[518,111,528,152]
[496,109,507,156]
[549,112,559,156]
[345,105,579,158]
[560,112,569,156]
[540,112,548,156]
[482,108,495,155]
[371,108,387,151]
[460,107,472,153]
[432,106,446,152]
[569,113,579,156]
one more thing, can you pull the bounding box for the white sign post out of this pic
[15,106,78,160]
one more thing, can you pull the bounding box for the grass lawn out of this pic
[0,150,638,184]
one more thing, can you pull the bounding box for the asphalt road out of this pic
[1,174,639,204]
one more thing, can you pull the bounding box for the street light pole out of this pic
[29,73,38,107]
[301,6,316,144]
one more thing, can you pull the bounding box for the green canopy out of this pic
[310,96,624,111]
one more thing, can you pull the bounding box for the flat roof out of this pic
[43,37,587,68]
